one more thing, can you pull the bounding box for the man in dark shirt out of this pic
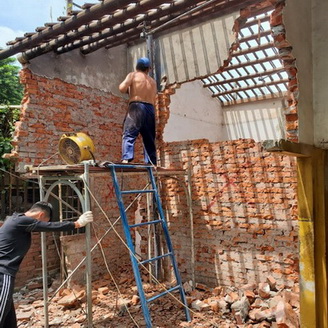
[0,201,93,328]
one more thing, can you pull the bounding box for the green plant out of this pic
[0,57,23,172]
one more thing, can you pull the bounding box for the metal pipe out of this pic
[39,177,49,328]
[83,163,92,328]
[186,167,195,289]
[66,0,73,15]
[0,0,133,60]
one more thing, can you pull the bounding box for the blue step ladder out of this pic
[105,163,191,328]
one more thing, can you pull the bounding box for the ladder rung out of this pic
[121,189,155,194]
[140,252,172,265]
[129,220,161,228]
[147,285,180,303]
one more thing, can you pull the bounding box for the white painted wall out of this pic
[163,80,227,142]
[164,82,286,143]
[312,0,328,148]
[223,99,286,142]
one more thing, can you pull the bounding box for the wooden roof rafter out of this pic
[0,0,264,61]
[203,6,289,107]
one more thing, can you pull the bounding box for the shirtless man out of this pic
[119,57,157,165]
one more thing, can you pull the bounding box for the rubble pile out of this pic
[14,272,299,328]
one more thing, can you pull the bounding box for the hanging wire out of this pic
[1,164,196,322]
[81,175,196,315]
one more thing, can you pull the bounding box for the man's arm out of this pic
[18,211,93,232]
[119,72,133,94]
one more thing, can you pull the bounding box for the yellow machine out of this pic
[58,132,95,164]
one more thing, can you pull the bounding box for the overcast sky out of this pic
[0,0,85,49]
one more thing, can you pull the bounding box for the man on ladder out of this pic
[119,57,157,166]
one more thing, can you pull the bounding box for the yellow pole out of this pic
[263,140,327,328]
[297,157,316,328]
[297,149,327,328]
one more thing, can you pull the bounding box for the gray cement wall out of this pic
[128,11,237,86]
[27,45,127,96]
[312,0,328,148]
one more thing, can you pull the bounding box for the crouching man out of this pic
[0,201,93,328]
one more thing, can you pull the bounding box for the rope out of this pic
[91,224,140,327]
[1,164,196,320]
[82,175,196,316]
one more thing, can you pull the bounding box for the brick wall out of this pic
[10,68,144,170]
[12,67,299,290]
[10,69,145,285]
[160,138,298,288]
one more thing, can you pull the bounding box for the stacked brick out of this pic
[160,138,298,288]
[10,69,146,284]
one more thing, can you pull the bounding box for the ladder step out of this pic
[129,220,162,228]
[139,252,172,265]
[121,189,155,194]
[147,285,180,303]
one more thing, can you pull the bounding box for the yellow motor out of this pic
[58,132,95,164]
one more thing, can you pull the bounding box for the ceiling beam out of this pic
[0,0,133,60]
[203,67,286,87]
[20,0,177,61]
[221,91,287,106]
[84,0,263,55]
[56,0,204,55]
[211,78,289,97]
[219,54,282,72]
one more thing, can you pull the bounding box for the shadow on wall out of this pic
[223,98,286,142]
[164,80,286,144]
[161,138,298,288]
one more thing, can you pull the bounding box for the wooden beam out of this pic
[204,67,285,87]
[211,79,289,97]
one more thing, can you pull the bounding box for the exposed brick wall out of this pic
[10,68,144,170]
[160,138,298,288]
[8,69,146,285]
[11,58,299,291]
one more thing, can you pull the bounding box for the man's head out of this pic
[26,201,53,222]
[136,57,151,72]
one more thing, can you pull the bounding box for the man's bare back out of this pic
[119,71,157,105]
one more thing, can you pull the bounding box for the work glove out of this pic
[76,211,93,227]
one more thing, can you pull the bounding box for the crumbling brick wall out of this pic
[10,68,144,170]
[11,69,145,285]
[160,138,298,288]
[230,0,298,142]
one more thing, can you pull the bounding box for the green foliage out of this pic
[0,106,20,171]
[0,57,23,105]
[0,58,23,172]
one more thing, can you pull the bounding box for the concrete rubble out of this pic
[14,272,299,327]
